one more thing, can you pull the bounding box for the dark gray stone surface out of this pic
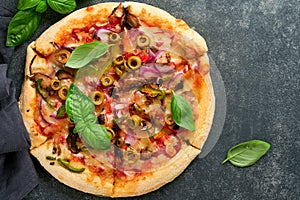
[2,0,299,199]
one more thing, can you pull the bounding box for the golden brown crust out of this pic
[19,42,48,148]
[31,140,114,196]
[191,55,215,149]
[19,2,215,197]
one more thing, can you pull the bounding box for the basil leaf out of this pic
[171,91,195,131]
[36,0,48,13]
[81,123,111,150]
[18,0,41,10]
[73,121,87,133]
[6,9,41,46]
[222,140,271,167]
[65,83,111,150]
[66,41,112,69]
[65,83,95,123]
[46,0,76,14]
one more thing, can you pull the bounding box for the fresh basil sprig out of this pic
[47,0,76,14]
[36,0,48,13]
[6,0,77,46]
[6,9,41,46]
[66,41,113,69]
[18,0,41,10]
[222,140,271,167]
[65,83,111,150]
[171,91,195,131]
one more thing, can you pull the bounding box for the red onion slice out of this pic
[39,99,53,125]
[147,50,165,63]
[139,66,160,78]
[154,64,175,74]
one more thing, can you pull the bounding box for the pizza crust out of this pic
[191,56,215,149]
[19,2,215,197]
[19,42,48,148]
[31,140,114,196]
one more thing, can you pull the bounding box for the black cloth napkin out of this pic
[0,6,39,200]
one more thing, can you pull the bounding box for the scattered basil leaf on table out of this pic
[171,91,195,131]
[6,9,41,46]
[36,0,48,13]
[65,83,111,150]
[66,41,113,69]
[222,140,271,167]
[18,0,41,10]
[7,0,77,46]
[47,0,77,14]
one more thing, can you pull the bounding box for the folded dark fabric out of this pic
[0,6,39,200]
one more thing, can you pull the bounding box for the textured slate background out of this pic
[2,0,299,199]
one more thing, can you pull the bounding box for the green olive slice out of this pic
[100,75,114,87]
[106,127,115,140]
[136,34,150,47]
[58,86,69,100]
[116,137,124,147]
[127,56,142,70]
[123,147,140,164]
[50,79,62,91]
[114,66,124,76]
[90,91,104,105]
[109,33,121,43]
[113,55,124,65]
[54,49,71,64]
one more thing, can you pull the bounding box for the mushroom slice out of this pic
[55,70,73,80]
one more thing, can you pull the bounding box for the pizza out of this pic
[19,2,215,197]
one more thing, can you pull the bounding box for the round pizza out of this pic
[19,2,215,197]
